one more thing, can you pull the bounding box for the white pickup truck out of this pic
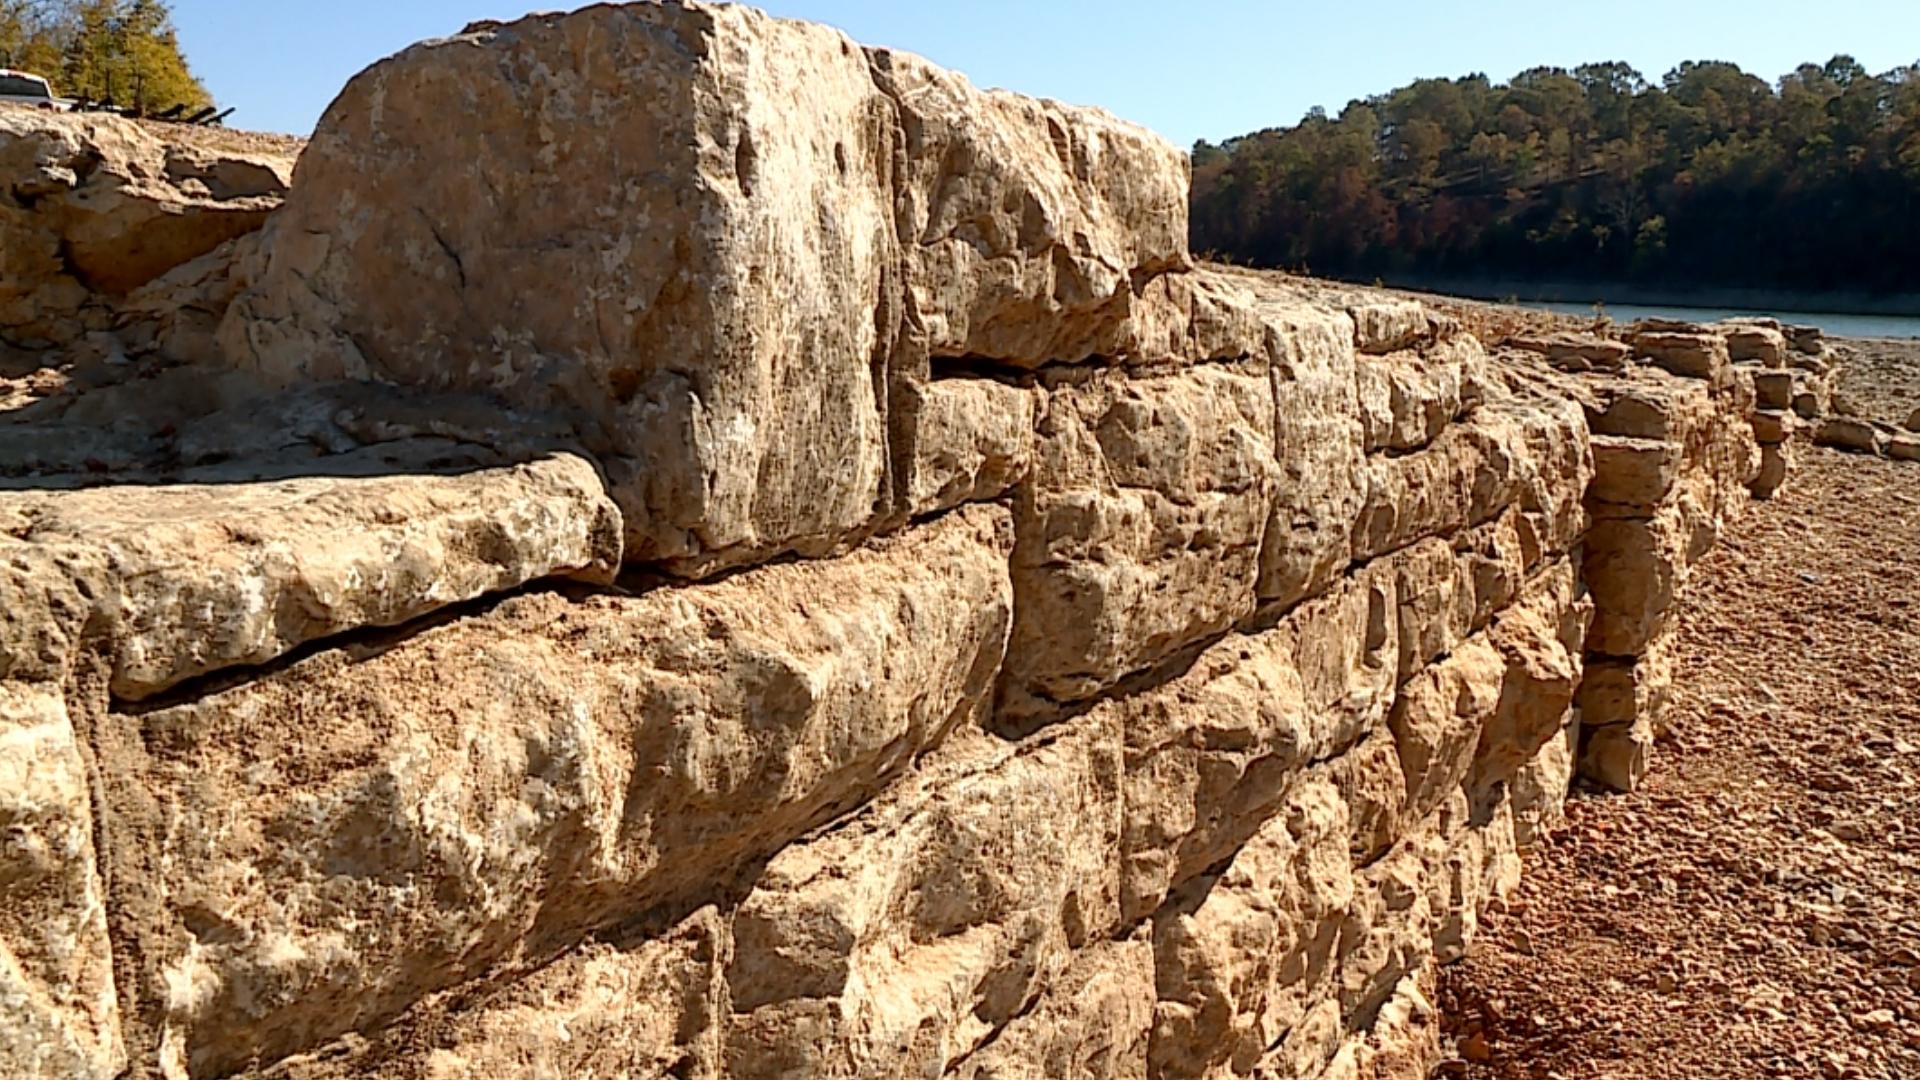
[0,70,74,112]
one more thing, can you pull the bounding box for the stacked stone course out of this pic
[0,4,1791,1078]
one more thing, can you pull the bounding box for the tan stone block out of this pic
[1002,364,1276,722]
[1149,772,1352,1080]
[1259,302,1367,608]
[280,909,731,1080]
[1816,417,1888,456]
[1588,434,1680,511]
[725,718,1124,1079]
[1632,332,1731,383]
[94,508,1014,1078]
[902,377,1038,517]
[1580,717,1655,793]
[1,453,623,700]
[1118,563,1397,921]
[0,683,124,1080]
[948,935,1154,1080]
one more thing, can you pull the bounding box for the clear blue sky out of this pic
[173,0,1920,142]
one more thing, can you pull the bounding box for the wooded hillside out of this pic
[0,0,207,111]
[1192,58,1920,295]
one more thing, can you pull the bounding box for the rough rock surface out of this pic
[0,110,292,351]
[217,2,1188,578]
[0,6,1805,1080]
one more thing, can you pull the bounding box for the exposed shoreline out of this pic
[1370,275,1920,320]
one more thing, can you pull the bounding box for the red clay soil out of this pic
[1435,390,1920,1076]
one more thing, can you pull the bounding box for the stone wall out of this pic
[1,4,1773,1079]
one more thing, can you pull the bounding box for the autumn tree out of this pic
[58,0,208,110]
[1,0,207,111]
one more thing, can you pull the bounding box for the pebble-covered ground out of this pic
[1435,341,1920,1079]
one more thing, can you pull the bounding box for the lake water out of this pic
[1524,300,1920,340]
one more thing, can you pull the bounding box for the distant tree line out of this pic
[1191,58,1920,295]
[0,0,208,111]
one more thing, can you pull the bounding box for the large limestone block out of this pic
[1148,772,1352,1080]
[222,3,898,575]
[1588,434,1680,512]
[1720,324,1789,367]
[281,908,732,1080]
[0,110,290,348]
[0,684,123,1080]
[901,377,1039,518]
[1815,417,1889,456]
[1002,363,1276,723]
[93,507,1014,1078]
[725,719,1124,1079]
[1579,632,1677,733]
[1350,391,1585,566]
[221,3,1190,576]
[1752,442,1790,499]
[1584,369,1717,444]
[1580,717,1654,794]
[1118,564,1397,921]
[1389,510,1536,686]
[1632,331,1731,384]
[1469,562,1589,788]
[868,47,1190,366]
[1509,332,1630,372]
[1511,715,1578,849]
[1126,266,1271,366]
[1259,303,1366,607]
[1391,562,1586,824]
[1749,408,1794,445]
[948,935,1154,1080]
[2,453,622,700]
[1584,503,1696,657]
[1752,370,1795,411]
[1354,337,1488,455]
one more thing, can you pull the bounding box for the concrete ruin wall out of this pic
[0,4,1820,1079]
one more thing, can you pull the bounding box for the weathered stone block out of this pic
[1259,299,1366,608]
[1632,331,1730,384]
[1588,434,1680,511]
[1355,337,1488,454]
[725,719,1123,1079]
[1149,772,1351,1080]
[1752,442,1790,499]
[1002,363,1276,722]
[902,376,1038,517]
[279,908,732,1080]
[869,47,1191,366]
[948,935,1154,1080]
[1350,389,1588,567]
[1511,715,1579,849]
[1578,635,1676,733]
[2,453,623,700]
[1752,370,1795,411]
[1749,408,1793,445]
[221,3,1190,577]
[1584,504,1696,658]
[0,684,124,1080]
[1580,716,1655,794]
[1117,559,1396,921]
[0,110,290,349]
[1720,325,1788,367]
[1816,417,1889,456]
[93,507,1014,1078]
